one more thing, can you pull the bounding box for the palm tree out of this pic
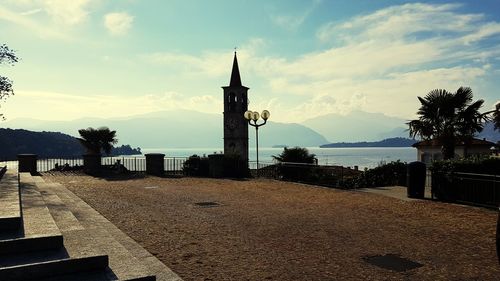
[77,127,118,155]
[408,87,486,160]
[272,147,317,164]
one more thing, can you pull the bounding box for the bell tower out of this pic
[222,52,249,163]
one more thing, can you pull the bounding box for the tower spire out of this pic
[229,51,242,87]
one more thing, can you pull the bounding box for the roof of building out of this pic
[229,52,242,87]
[412,138,495,147]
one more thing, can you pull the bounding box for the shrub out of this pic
[183,154,209,176]
[430,157,500,202]
[272,147,316,163]
[273,147,317,181]
[340,161,407,189]
[430,157,500,175]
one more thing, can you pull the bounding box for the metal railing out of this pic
[432,171,500,208]
[249,161,278,178]
[249,161,362,187]
[37,157,84,172]
[33,156,187,174]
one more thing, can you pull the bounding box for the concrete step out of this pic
[35,272,156,281]
[37,181,84,232]
[35,178,156,280]
[41,177,181,280]
[0,234,63,255]
[122,276,157,281]
[0,254,109,281]
[18,173,61,239]
[0,247,69,267]
[0,170,21,231]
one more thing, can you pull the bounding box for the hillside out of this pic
[0,129,141,160]
[320,137,417,148]
[302,110,408,142]
[3,110,329,148]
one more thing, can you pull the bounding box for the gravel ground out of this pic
[44,173,500,281]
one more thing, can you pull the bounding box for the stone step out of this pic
[0,170,21,231]
[36,181,85,232]
[0,254,109,281]
[18,173,62,239]
[41,177,181,280]
[0,247,69,267]
[36,178,159,281]
[0,234,63,255]
[122,276,157,281]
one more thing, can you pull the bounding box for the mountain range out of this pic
[2,109,498,148]
[0,128,140,159]
[2,110,328,148]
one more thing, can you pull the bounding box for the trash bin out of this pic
[407,161,426,199]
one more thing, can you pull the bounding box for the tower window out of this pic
[228,92,236,111]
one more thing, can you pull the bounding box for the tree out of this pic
[77,127,118,155]
[0,44,19,119]
[273,146,317,164]
[482,102,500,131]
[408,87,487,160]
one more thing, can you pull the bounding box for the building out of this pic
[412,138,495,164]
[222,52,249,163]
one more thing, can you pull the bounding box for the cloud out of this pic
[0,4,69,39]
[3,90,221,121]
[317,3,478,43]
[141,38,267,77]
[42,0,93,25]
[270,0,321,30]
[0,0,96,39]
[19,8,42,16]
[104,12,134,36]
[5,2,499,124]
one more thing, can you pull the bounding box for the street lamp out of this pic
[244,109,270,175]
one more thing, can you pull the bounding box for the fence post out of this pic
[145,153,165,176]
[18,154,38,174]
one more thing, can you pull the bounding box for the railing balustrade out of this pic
[432,171,499,208]
[12,156,187,174]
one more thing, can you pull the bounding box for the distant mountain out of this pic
[320,137,417,148]
[0,128,141,160]
[302,110,407,142]
[2,110,329,148]
[477,122,500,142]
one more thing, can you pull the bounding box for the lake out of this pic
[142,147,417,169]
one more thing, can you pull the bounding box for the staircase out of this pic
[0,170,182,281]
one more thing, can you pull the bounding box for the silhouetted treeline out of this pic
[0,128,141,160]
[320,137,416,148]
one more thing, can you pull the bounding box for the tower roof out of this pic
[229,52,242,87]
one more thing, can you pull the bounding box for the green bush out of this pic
[430,157,500,202]
[273,147,317,181]
[183,154,209,176]
[272,147,316,163]
[341,160,407,189]
[430,157,500,175]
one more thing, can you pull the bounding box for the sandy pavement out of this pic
[44,173,500,281]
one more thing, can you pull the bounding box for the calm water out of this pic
[142,147,417,169]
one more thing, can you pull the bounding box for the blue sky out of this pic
[1,0,500,123]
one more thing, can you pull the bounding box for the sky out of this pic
[1,0,500,123]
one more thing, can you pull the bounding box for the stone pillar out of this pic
[208,154,225,178]
[145,153,165,176]
[83,154,101,174]
[17,154,37,173]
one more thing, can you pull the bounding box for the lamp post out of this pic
[244,109,270,176]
